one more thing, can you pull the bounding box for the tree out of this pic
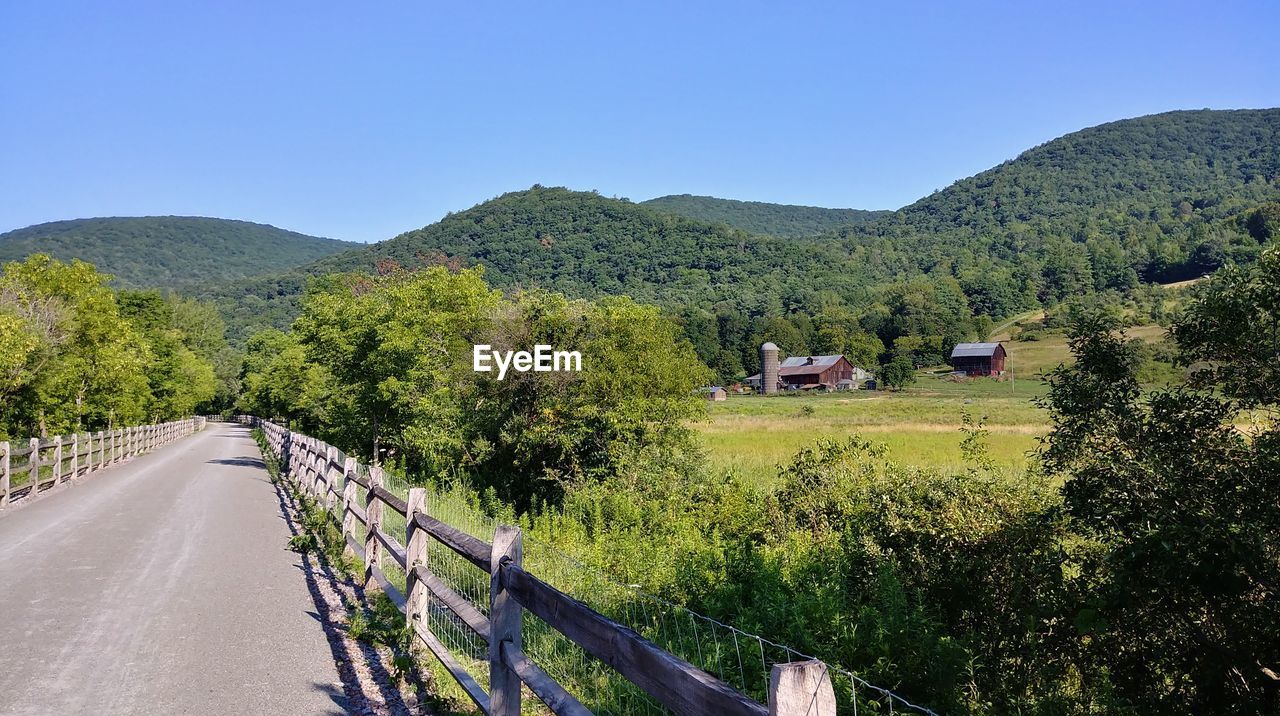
[1172,246,1280,406]
[0,255,152,436]
[1040,309,1280,712]
[878,355,916,391]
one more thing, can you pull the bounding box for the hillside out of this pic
[835,108,1280,315]
[204,109,1279,348]
[202,187,871,343]
[0,216,359,289]
[641,194,890,236]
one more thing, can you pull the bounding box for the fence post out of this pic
[52,436,63,484]
[769,660,837,716]
[364,466,384,592]
[1,441,9,506]
[341,458,357,559]
[489,525,524,716]
[324,446,337,509]
[405,488,428,626]
[98,430,105,467]
[71,433,79,477]
[85,432,92,474]
[29,437,40,492]
[283,432,295,481]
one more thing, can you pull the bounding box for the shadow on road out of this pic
[207,456,267,469]
[269,468,426,715]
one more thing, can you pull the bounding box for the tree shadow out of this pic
[207,457,267,468]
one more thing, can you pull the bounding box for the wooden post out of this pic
[341,457,357,559]
[85,432,92,474]
[29,437,39,493]
[71,433,79,478]
[98,430,105,467]
[1,441,9,506]
[489,525,524,716]
[768,660,837,716]
[405,487,428,624]
[364,466,384,592]
[52,436,63,484]
[322,445,337,512]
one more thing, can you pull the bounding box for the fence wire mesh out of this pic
[364,468,939,716]
[256,421,939,716]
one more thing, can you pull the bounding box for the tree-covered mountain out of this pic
[201,187,868,343]
[835,108,1280,316]
[204,109,1279,360]
[640,194,891,236]
[0,216,359,290]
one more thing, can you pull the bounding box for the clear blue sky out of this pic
[2,1,1277,242]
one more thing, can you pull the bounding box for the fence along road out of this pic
[257,417,847,716]
[0,422,348,715]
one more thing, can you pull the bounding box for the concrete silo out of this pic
[760,342,779,395]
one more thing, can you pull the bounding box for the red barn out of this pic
[950,342,1007,376]
[778,355,857,390]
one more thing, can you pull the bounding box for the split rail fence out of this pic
[0,418,207,507]
[253,417,839,716]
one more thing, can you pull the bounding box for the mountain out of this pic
[201,187,869,343]
[0,216,359,289]
[640,195,891,236]
[204,108,1280,344]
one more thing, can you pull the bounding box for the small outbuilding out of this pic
[950,342,1007,376]
[702,386,728,402]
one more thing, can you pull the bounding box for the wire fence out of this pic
[368,466,940,716]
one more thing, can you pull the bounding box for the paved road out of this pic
[0,423,349,715]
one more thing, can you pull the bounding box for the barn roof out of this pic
[779,355,844,368]
[951,342,1003,358]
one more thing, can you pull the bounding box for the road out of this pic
[0,423,350,715]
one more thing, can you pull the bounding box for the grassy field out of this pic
[696,380,1049,486]
[697,322,1174,487]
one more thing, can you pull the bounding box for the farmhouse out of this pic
[950,342,1007,376]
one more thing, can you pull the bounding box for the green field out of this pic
[698,322,1174,486]
[696,380,1049,485]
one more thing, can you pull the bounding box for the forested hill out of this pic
[203,187,863,343]
[834,108,1280,306]
[0,216,359,289]
[203,108,1280,345]
[641,194,890,236]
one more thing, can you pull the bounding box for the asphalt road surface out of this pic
[0,423,350,715]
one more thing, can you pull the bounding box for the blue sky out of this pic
[2,1,1277,242]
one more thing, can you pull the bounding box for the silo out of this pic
[760,342,779,395]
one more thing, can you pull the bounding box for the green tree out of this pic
[0,255,151,436]
[878,355,916,391]
[1040,309,1280,712]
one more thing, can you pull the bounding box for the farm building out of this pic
[779,354,861,390]
[702,386,728,401]
[950,342,1007,376]
[746,354,868,391]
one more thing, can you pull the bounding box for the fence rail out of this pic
[252,417,838,716]
[0,418,207,507]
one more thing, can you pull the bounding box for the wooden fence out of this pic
[252,417,838,716]
[0,418,206,507]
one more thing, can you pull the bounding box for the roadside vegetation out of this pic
[234,246,1280,714]
[0,254,231,440]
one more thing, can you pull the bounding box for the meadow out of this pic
[697,322,1174,485]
